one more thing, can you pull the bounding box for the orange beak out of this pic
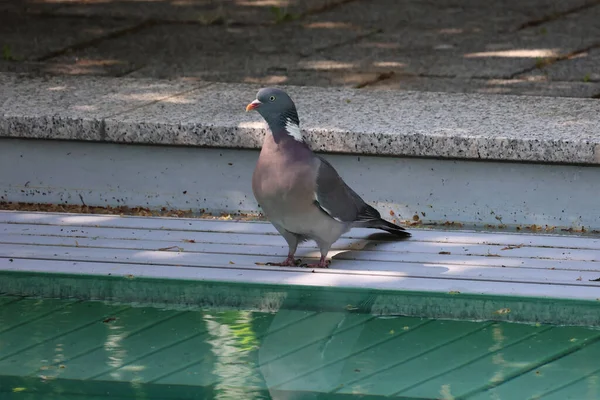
[246,99,261,112]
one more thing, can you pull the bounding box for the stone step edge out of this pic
[1,73,599,164]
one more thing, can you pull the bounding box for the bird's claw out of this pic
[300,260,331,269]
[266,258,302,267]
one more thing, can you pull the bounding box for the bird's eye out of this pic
[269,96,276,101]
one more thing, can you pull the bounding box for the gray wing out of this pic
[314,156,381,223]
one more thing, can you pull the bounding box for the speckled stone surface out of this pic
[0,74,209,141]
[1,74,600,164]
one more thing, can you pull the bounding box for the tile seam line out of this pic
[331,321,495,394]
[39,310,187,372]
[514,0,600,31]
[35,19,159,62]
[391,325,555,396]
[459,331,600,399]
[269,318,434,390]
[25,0,362,61]
[256,315,380,367]
[6,231,599,252]
[84,311,210,380]
[147,311,326,383]
[27,11,269,27]
[301,28,382,59]
[103,82,215,119]
[97,314,321,382]
[510,41,600,79]
[4,255,600,288]
[5,222,600,251]
[5,237,600,266]
[0,305,132,363]
[33,4,328,27]
[36,0,361,28]
[0,300,81,335]
[298,0,362,18]
[3,241,599,275]
[534,359,600,398]
[0,296,24,307]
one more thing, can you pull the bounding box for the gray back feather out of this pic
[314,157,381,223]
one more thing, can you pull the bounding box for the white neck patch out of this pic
[285,119,303,142]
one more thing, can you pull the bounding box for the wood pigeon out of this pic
[246,88,410,268]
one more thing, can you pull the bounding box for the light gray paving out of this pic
[368,75,600,97]
[0,11,138,61]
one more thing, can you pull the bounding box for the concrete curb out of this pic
[1,73,599,164]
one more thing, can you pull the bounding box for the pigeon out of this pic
[246,88,410,268]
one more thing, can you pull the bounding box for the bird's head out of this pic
[246,87,296,118]
[246,88,302,141]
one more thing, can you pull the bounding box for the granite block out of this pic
[0,74,209,141]
[1,74,599,164]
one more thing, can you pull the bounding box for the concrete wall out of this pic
[1,138,598,231]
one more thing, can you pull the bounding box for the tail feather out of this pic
[367,218,411,238]
[355,204,411,237]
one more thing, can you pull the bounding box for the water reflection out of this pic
[0,296,599,400]
[204,310,265,400]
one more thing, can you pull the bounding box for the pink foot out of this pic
[301,256,330,268]
[266,255,301,267]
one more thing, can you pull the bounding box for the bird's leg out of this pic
[266,229,302,266]
[300,255,330,268]
[301,243,331,268]
[318,255,331,268]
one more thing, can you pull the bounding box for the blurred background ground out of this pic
[1,0,599,98]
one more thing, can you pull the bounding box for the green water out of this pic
[0,296,599,400]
